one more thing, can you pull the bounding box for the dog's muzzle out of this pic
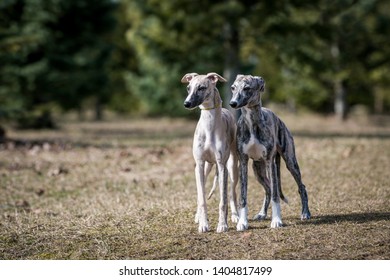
[229,100,238,109]
[184,101,192,108]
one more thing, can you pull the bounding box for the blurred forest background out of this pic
[1,0,390,130]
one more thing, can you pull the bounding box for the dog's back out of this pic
[260,108,295,156]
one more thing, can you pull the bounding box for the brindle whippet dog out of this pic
[181,72,239,233]
[229,75,311,230]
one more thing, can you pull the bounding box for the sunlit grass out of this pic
[1,114,389,259]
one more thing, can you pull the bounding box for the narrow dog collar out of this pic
[200,103,221,110]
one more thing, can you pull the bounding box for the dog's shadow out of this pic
[298,212,390,226]
[235,212,390,230]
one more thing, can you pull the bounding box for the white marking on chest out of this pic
[243,134,267,160]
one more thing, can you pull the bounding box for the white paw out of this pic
[236,219,249,231]
[253,213,267,221]
[231,213,239,223]
[271,202,282,228]
[198,223,209,233]
[301,211,311,220]
[217,223,228,233]
[270,218,283,228]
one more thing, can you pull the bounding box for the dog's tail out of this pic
[276,153,289,204]
[280,190,289,204]
[208,154,289,203]
[207,174,218,200]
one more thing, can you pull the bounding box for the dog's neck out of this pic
[247,101,262,110]
[199,88,223,132]
[247,90,263,109]
[199,88,222,111]
[240,89,264,122]
[241,102,265,125]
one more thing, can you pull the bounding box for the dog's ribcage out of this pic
[238,107,295,161]
[193,108,235,163]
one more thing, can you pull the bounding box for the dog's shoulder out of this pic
[221,108,236,123]
[261,107,277,118]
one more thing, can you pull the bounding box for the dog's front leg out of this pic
[269,160,283,228]
[195,160,209,233]
[216,162,228,232]
[227,152,239,223]
[237,154,249,231]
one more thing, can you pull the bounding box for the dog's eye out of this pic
[186,85,190,92]
[198,86,206,91]
[231,85,236,91]
[244,86,251,91]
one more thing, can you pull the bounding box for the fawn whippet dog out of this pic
[181,72,238,233]
[229,74,311,230]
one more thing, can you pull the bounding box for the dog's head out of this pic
[229,75,265,109]
[181,72,226,109]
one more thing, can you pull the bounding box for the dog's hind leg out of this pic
[216,161,228,232]
[205,162,217,200]
[282,149,311,220]
[252,160,270,221]
[276,153,288,204]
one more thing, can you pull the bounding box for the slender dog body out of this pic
[181,72,238,233]
[230,75,311,230]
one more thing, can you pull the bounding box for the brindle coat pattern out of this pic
[230,74,311,230]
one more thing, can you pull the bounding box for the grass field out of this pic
[1,113,389,260]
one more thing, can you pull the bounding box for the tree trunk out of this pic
[95,98,103,121]
[334,79,347,121]
[222,22,240,119]
[374,87,384,114]
[0,125,6,142]
[331,41,347,121]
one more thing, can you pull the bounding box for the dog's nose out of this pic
[184,101,191,108]
[229,100,238,108]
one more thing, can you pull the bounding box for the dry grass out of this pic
[0,113,389,260]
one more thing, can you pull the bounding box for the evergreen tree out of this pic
[0,0,119,126]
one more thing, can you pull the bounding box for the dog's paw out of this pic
[198,223,209,233]
[217,223,228,233]
[270,218,283,228]
[231,213,239,223]
[301,211,311,220]
[253,213,267,221]
[236,219,249,231]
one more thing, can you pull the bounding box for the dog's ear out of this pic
[206,72,227,84]
[181,73,198,83]
[253,76,265,92]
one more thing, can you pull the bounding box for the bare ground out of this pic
[0,113,389,259]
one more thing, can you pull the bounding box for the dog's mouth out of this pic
[183,101,196,110]
[183,100,202,110]
[229,100,245,109]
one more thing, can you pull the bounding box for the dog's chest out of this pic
[239,113,275,160]
[193,127,227,162]
[242,134,267,160]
